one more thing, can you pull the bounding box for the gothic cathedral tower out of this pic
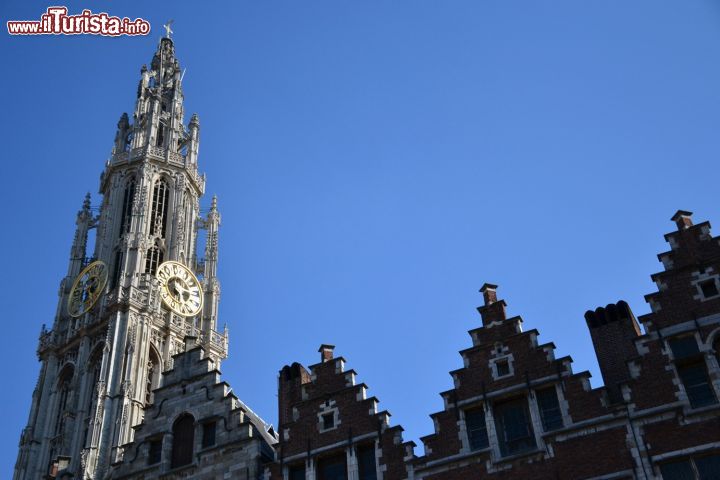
[14,36,226,480]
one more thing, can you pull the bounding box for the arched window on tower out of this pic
[156,121,166,147]
[145,346,161,406]
[171,414,195,468]
[111,250,123,290]
[54,365,74,436]
[83,345,104,446]
[145,243,164,276]
[124,131,134,152]
[149,179,169,238]
[118,177,135,237]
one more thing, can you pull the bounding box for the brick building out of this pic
[273,212,720,480]
[271,345,411,480]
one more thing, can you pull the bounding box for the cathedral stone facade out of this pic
[14,36,232,480]
[14,39,720,480]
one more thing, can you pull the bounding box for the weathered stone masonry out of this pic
[110,337,276,480]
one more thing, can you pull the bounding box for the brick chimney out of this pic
[671,210,693,230]
[278,362,311,427]
[319,344,335,362]
[585,301,641,403]
[478,283,507,325]
[481,283,498,304]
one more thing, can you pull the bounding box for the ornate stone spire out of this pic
[202,195,221,335]
[67,193,93,278]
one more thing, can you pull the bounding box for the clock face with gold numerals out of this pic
[68,260,108,317]
[156,261,203,317]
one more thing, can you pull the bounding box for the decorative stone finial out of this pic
[211,195,218,211]
[82,193,91,211]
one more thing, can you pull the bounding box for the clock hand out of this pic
[172,279,192,300]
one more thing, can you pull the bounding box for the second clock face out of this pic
[68,260,108,317]
[156,261,203,317]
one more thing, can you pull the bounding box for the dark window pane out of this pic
[148,438,162,465]
[700,279,719,298]
[357,445,377,480]
[202,421,216,448]
[171,414,194,468]
[670,337,700,360]
[494,398,536,457]
[536,387,563,432]
[660,460,695,480]
[111,251,123,290]
[289,465,306,480]
[156,124,165,147]
[696,454,720,480]
[118,179,135,237]
[318,454,347,480]
[678,362,717,408]
[496,360,510,377]
[150,180,169,238]
[465,408,489,450]
[144,246,163,276]
[322,413,334,430]
[145,349,160,406]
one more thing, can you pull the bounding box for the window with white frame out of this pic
[490,355,514,380]
[357,444,377,480]
[317,453,347,480]
[317,400,340,433]
[659,453,720,479]
[322,413,334,430]
[692,270,720,301]
[493,397,536,457]
[668,336,717,409]
[465,407,489,451]
[536,386,563,432]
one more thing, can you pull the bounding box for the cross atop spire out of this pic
[163,19,174,39]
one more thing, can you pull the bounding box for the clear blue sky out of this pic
[1,1,719,476]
